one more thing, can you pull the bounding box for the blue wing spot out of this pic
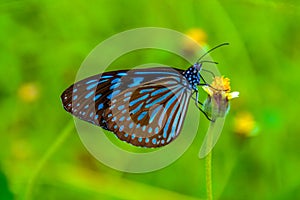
[151,88,169,96]
[93,94,101,101]
[85,91,94,99]
[142,125,146,132]
[128,77,144,88]
[84,105,89,109]
[89,112,94,117]
[124,92,132,97]
[114,125,118,129]
[155,127,159,134]
[86,79,97,84]
[101,75,113,79]
[131,134,136,139]
[110,82,121,90]
[111,78,120,84]
[131,103,144,115]
[73,95,78,100]
[149,105,163,123]
[112,117,116,122]
[136,123,141,129]
[138,137,143,142]
[129,94,149,107]
[118,105,125,110]
[73,88,78,93]
[163,132,167,138]
[108,113,112,118]
[98,103,104,110]
[122,109,127,114]
[152,138,157,145]
[164,80,178,85]
[127,117,131,121]
[119,116,125,122]
[94,115,99,120]
[161,140,165,144]
[129,122,134,128]
[148,127,152,134]
[82,112,86,115]
[107,90,121,100]
[119,125,124,132]
[139,88,154,94]
[138,111,147,121]
[124,133,129,137]
[87,83,98,90]
[145,138,149,143]
[146,98,153,104]
[117,72,127,76]
[123,97,130,102]
[110,104,115,109]
[76,103,80,107]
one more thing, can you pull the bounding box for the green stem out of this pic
[24,121,74,200]
[205,151,213,200]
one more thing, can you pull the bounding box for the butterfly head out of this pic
[193,62,203,71]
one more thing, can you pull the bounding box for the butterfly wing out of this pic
[61,67,193,147]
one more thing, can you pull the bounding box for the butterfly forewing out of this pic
[61,70,129,129]
[61,67,193,147]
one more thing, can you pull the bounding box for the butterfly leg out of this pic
[200,74,209,85]
[191,92,203,106]
[192,90,214,122]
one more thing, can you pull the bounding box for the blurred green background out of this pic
[1,0,300,199]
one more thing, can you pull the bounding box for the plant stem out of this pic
[24,121,74,200]
[205,151,213,200]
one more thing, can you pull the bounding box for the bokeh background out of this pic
[1,0,300,199]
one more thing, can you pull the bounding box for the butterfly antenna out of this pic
[199,60,218,65]
[196,43,229,63]
[202,68,215,78]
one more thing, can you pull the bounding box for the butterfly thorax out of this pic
[182,63,201,90]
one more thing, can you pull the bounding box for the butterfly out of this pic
[61,43,228,148]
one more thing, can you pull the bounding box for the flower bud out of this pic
[202,76,239,120]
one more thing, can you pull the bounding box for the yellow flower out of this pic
[185,28,207,46]
[182,28,208,56]
[202,76,239,119]
[234,111,258,137]
[202,76,239,100]
[18,82,40,103]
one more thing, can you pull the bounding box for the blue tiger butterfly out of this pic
[61,43,228,148]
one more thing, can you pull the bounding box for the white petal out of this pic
[228,91,239,99]
[202,86,213,96]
